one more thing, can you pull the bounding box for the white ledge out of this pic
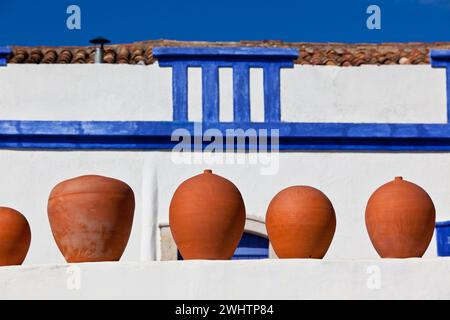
[1,259,449,299]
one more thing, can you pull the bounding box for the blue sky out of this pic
[0,0,450,46]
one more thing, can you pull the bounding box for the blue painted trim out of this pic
[153,47,299,59]
[430,50,450,68]
[2,120,450,150]
[0,47,11,66]
[430,50,450,122]
[158,59,294,68]
[233,63,250,122]
[6,121,450,138]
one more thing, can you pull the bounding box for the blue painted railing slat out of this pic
[264,64,281,122]
[233,63,251,122]
[172,63,188,121]
[202,63,220,122]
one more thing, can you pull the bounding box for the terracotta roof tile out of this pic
[4,40,450,66]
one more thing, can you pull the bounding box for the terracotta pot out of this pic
[365,176,435,258]
[169,169,245,259]
[266,186,336,259]
[0,207,31,266]
[48,175,135,263]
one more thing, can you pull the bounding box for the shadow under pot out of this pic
[169,169,246,260]
[266,186,336,259]
[47,175,135,263]
[0,207,31,266]
[365,176,435,258]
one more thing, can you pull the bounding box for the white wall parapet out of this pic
[1,259,449,299]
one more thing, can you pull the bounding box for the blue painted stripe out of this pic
[264,64,281,122]
[1,121,450,150]
[233,63,250,122]
[172,63,188,121]
[202,64,219,122]
[3,139,450,151]
[153,47,299,59]
[4,121,450,138]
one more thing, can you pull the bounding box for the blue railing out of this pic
[153,47,297,123]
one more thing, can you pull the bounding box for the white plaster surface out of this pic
[281,65,447,123]
[1,259,450,299]
[0,64,173,121]
[219,68,233,122]
[0,64,446,123]
[188,67,202,121]
[0,63,449,297]
[0,150,447,265]
[250,68,265,122]
[0,63,448,300]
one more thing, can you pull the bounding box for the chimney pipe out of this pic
[89,36,111,64]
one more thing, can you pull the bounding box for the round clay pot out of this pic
[266,186,336,259]
[48,175,135,263]
[365,176,435,258]
[169,169,246,260]
[0,207,31,266]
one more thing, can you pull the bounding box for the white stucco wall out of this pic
[0,63,447,266]
[0,64,446,123]
[281,65,447,123]
[0,150,447,265]
[1,259,450,299]
[0,64,173,121]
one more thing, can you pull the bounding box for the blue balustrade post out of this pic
[263,63,282,122]
[431,50,450,123]
[202,62,220,122]
[233,63,251,122]
[153,47,299,124]
[0,47,11,67]
[171,62,188,122]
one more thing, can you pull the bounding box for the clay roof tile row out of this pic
[5,40,450,66]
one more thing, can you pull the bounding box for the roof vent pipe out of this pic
[89,36,111,64]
